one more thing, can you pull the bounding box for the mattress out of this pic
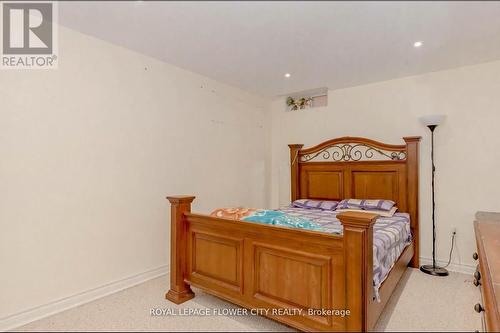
[277,206,412,301]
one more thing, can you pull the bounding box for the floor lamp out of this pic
[419,114,449,277]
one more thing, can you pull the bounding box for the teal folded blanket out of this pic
[242,210,321,231]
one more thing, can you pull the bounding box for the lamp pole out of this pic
[420,123,449,276]
[429,124,436,269]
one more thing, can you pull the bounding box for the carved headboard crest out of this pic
[297,137,407,163]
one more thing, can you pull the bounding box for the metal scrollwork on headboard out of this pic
[300,143,406,162]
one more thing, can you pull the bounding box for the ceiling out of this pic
[59,1,500,97]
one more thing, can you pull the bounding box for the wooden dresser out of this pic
[474,211,500,332]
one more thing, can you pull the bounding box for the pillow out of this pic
[335,206,398,218]
[292,199,339,211]
[337,199,395,212]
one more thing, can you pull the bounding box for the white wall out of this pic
[270,60,500,272]
[0,26,270,321]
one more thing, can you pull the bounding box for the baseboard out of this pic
[419,257,476,275]
[0,258,474,331]
[0,265,168,332]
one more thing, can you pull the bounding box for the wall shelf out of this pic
[285,87,328,111]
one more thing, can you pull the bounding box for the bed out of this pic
[165,136,421,332]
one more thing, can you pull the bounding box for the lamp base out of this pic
[420,264,449,276]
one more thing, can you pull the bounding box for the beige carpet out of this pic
[14,268,481,332]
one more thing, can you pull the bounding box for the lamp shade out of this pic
[419,114,446,127]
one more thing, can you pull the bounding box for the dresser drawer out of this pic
[474,212,500,332]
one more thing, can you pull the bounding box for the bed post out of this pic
[404,136,421,268]
[338,211,378,332]
[288,144,303,201]
[165,195,195,304]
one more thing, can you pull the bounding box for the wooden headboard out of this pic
[289,136,421,267]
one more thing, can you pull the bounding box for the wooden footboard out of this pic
[166,196,383,332]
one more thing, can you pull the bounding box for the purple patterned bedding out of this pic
[278,206,412,301]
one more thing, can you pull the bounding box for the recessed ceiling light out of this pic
[413,41,423,48]
[284,73,291,78]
